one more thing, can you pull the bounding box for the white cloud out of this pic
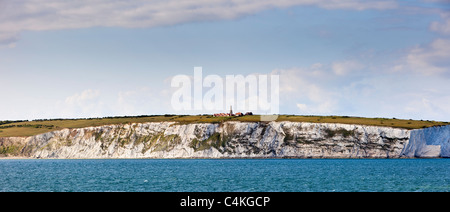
[273,67,340,115]
[0,31,19,47]
[55,87,172,118]
[274,53,450,121]
[316,0,396,10]
[423,0,450,2]
[115,86,170,115]
[395,38,450,75]
[0,0,397,46]
[65,89,100,105]
[296,103,308,111]
[332,60,364,76]
[59,89,105,118]
[430,12,450,35]
[401,89,450,122]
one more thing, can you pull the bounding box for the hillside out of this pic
[0,115,448,138]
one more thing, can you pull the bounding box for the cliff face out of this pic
[401,125,450,158]
[0,121,448,158]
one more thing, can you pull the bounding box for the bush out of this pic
[324,128,354,138]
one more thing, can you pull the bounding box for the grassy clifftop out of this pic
[0,115,448,137]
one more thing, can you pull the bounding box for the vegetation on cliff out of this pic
[0,114,448,137]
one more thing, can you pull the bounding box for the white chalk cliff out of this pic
[0,121,449,158]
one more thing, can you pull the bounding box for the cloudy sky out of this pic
[1,0,450,121]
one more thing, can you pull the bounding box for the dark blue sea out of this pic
[0,159,449,192]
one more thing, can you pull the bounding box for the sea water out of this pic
[0,159,449,192]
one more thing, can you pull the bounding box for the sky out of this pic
[1,0,450,121]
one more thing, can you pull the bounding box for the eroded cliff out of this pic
[0,121,448,158]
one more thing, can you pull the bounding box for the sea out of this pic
[0,159,449,192]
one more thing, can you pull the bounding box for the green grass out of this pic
[0,115,448,137]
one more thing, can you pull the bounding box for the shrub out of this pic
[324,128,354,138]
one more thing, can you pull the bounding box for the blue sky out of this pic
[1,0,450,121]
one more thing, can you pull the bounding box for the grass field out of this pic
[0,115,448,137]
